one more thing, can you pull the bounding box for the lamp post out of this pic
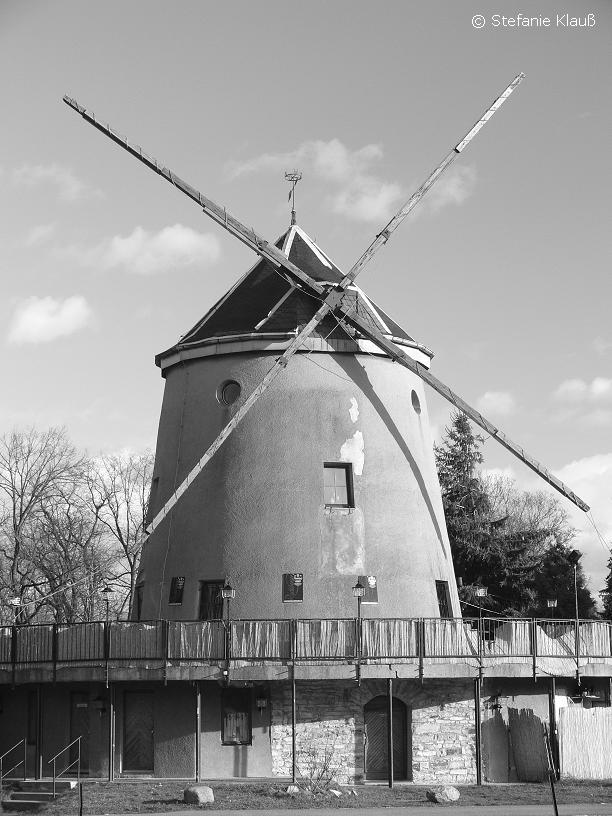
[547,598,558,621]
[221,581,235,682]
[102,586,113,623]
[475,586,488,637]
[9,597,21,626]
[352,579,365,686]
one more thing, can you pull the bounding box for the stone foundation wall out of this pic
[270,679,476,784]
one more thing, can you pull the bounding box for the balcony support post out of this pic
[195,681,201,781]
[291,669,297,783]
[474,677,482,785]
[36,684,43,780]
[108,683,115,782]
[548,677,559,779]
[387,677,394,788]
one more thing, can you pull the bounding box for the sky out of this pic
[0,0,610,596]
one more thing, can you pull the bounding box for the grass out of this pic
[3,779,612,814]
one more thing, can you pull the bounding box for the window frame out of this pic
[323,462,355,508]
[221,688,252,746]
[198,580,225,620]
[435,580,452,619]
[168,576,186,606]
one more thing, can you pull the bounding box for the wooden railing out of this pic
[0,618,610,671]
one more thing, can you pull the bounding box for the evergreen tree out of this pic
[528,544,596,619]
[435,412,597,618]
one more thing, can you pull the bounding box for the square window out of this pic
[222,688,252,745]
[282,573,304,603]
[168,576,185,605]
[199,580,224,620]
[435,580,452,618]
[323,463,354,507]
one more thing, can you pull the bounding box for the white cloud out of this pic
[228,138,403,223]
[476,390,517,416]
[593,337,612,355]
[7,296,92,345]
[12,163,99,202]
[65,224,221,276]
[554,454,612,595]
[24,223,56,247]
[228,139,477,223]
[426,165,477,213]
[553,377,612,403]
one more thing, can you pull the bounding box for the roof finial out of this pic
[284,170,302,225]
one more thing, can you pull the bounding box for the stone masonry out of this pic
[270,678,476,784]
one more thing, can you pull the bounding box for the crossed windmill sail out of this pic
[63,72,589,538]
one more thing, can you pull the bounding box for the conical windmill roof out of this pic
[156,224,432,367]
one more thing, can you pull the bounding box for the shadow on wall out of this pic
[334,355,447,558]
[482,707,548,782]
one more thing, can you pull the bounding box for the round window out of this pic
[217,380,241,406]
[411,389,421,415]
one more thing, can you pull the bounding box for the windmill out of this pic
[63,75,589,621]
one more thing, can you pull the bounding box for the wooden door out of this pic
[123,692,154,773]
[364,696,408,780]
[70,692,90,773]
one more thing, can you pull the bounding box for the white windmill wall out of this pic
[137,343,460,621]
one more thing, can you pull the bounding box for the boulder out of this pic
[426,785,460,803]
[184,784,214,804]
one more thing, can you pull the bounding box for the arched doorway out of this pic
[364,696,409,780]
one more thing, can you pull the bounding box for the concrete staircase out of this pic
[1,780,77,812]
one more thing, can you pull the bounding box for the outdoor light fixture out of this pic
[221,582,235,600]
[352,580,365,686]
[8,597,21,625]
[475,586,488,598]
[547,599,558,607]
[102,586,113,623]
[221,581,235,685]
[352,580,366,598]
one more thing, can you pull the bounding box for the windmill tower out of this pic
[138,220,460,621]
[63,73,588,629]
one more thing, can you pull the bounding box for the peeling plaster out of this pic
[349,397,359,423]
[340,430,364,475]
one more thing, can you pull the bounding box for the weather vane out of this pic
[284,169,302,225]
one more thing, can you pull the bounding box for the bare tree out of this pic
[87,451,154,618]
[31,482,113,623]
[0,427,83,622]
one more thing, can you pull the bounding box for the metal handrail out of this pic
[47,735,81,798]
[0,738,26,799]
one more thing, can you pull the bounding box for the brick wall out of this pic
[270,678,476,784]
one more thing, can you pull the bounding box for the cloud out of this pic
[64,224,221,276]
[7,296,92,344]
[426,165,477,213]
[476,390,517,416]
[228,138,403,223]
[553,377,612,403]
[24,223,56,247]
[554,453,612,594]
[11,163,99,202]
[228,139,478,223]
[593,337,612,355]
